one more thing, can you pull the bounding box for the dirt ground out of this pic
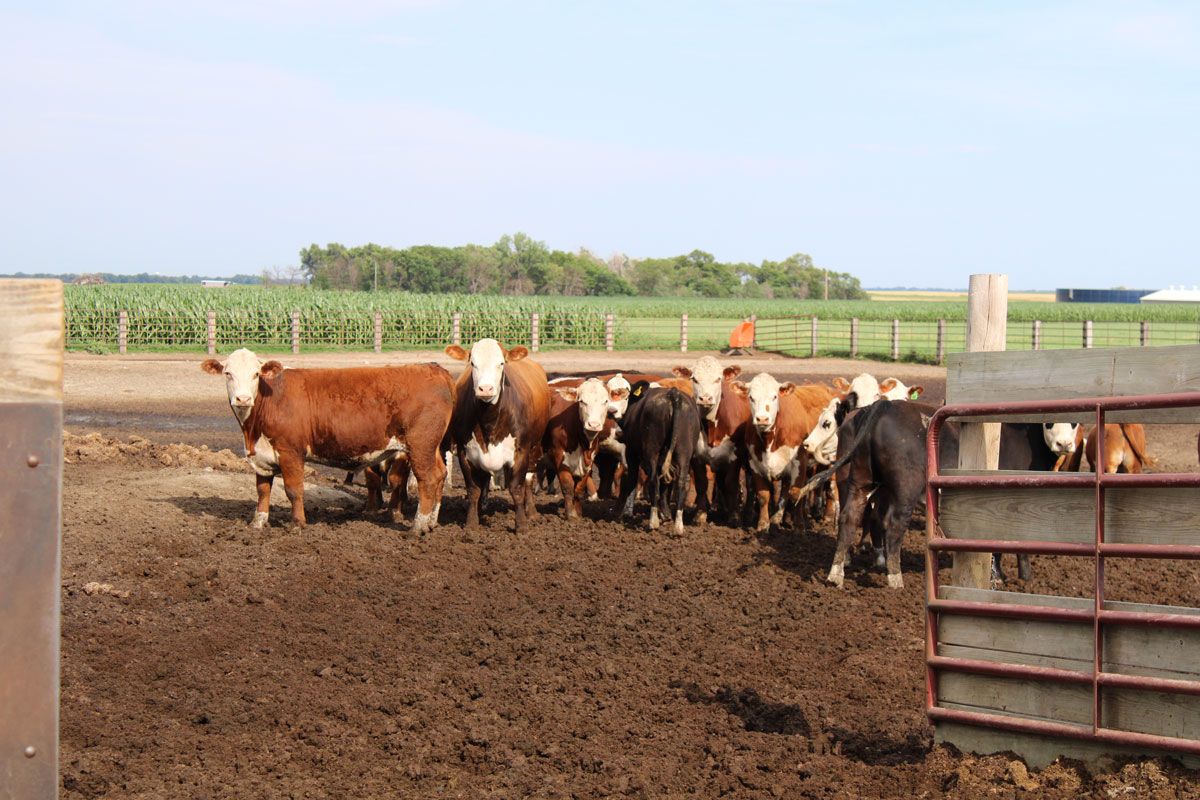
[57,352,1200,798]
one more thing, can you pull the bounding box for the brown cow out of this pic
[543,378,612,518]
[445,339,550,532]
[732,374,834,531]
[1083,423,1149,473]
[201,348,453,531]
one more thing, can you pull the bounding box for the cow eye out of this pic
[823,420,831,428]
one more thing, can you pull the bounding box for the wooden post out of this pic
[452,312,461,347]
[1032,320,1042,351]
[206,310,216,355]
[1140,320,1150,347]
[952,273,1008,590]
[680,313,688,353]
[891,319,900,361]
[0,279,63,799]
[750,313,758,348]
[1083,320,1093,349]
[605,313,614,352]
[850,317,859,357]
[530,312,539,353]
[373,312,382,354]
[810,316,819,357]
[936,319,946,364]
[118,309,128,354]
[291,310,300,354]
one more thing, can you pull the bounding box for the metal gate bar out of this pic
[925,390,1200,757]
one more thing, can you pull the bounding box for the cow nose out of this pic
[477,385,495,396]
[234,394,252,405]
[585,422,602,432]
[756,416,770,425]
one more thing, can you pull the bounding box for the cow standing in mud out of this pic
[673,357,751,525]
[617,384,701,535]
[543,378,614,519]
[445,339,550,532]
[202,348,454,532]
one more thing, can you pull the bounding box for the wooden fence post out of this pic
[750,313,758,349]
[452,312,461,347]
[891,319,900,361]
[118,310,128,354]
[936,319,946,364]
[810,316,819,357]
[605,313,614,352]
[1083,320,1093,349]
[206,310,216,355]
[680,313,688,353]
[1140,320,1150,347]
[850,318,859,357]
[291,310,300,354]
[373,312,382,353]
[530,312,539,353]
[1032,320,1042,351]
[0,279,63,799]
[952,273,1008,590]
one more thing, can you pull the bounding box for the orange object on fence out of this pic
[729,320,755,350]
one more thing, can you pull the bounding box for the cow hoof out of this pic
[874,548,886,571]
[588,493,599,502]
[887,573,904,589]
[826,564,845,588]
[250,512,269,529]
[695,511,708,527]
[673,511,684,536]
[412,512,437,534]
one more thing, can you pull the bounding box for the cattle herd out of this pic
[201,339,1154,591]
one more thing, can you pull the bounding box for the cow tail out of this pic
[660,390,683,483]
[1119,423,1151,467]
[792,401,887,502]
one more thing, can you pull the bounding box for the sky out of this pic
[1,1,1197,289]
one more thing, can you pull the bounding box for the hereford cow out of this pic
[879,377,924,401]
[543,378,613,518]
[201,349,453,532]
[1082,423,1149,474]
[672,357,751,525]
[445,339,550,532]
[731,375,833,531]
[617,383,701,535]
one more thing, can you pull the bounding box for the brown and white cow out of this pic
[672,357,751,525]
[543,378,613,518]
[1082,423,1149,474]
[446,339,550,532]
[201,348,453,531]
[731,374,834,531]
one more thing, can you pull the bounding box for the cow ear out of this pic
[778,382,795,396]
[260,360,283,380]
[833,377,851,392]
[908,386,924,400]
[555,387,579,402]
[878,378,898,393]
[507,346,529,362]
[672,366,692,378]
[723,366,742,380]
[201,358,224,375]
[444,345,468,361]
[610,388,630,401]
[729,381,749,397]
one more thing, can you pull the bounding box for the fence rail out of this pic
[64,308,1200,360]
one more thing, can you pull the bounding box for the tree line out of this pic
[300,233,867,300]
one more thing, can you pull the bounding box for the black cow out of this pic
[616,383,700,535]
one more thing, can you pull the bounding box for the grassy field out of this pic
[867,289,1056,303]
[63,284,1200,357]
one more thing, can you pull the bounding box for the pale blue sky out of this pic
[2,1,1196,289]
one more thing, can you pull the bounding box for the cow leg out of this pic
[752,473,772,533]
[991,553,1007,583]
[508,462,531,533]
[597,453,617,500]
[573,469,592,519]
[459,452,484,529]
[251,473,273,528]
[672,453,689,535]
[556,463,579,519]
[408,444,446,534]
[829,484,869,588]
[882,489,922,589]
[1017,554,1032,582]
[691,459,710,526]
[617,460,639,521]
[645,456,662,531]
[278,451,307,528]
[363,466,383,515]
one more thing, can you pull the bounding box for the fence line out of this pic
[64,308,1200,360]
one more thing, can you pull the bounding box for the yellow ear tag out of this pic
[909,389,920,400]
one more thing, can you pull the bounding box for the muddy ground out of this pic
[58,352,1200,798]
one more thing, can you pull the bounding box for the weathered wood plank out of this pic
[0,279,64,404]
[939,673,1093,725]
[945,343,1200,423]
[939,486,1200,545]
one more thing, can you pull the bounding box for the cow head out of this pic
[848,373,882,406]
[605,374,633,419]
[201,348,283,425]
[879,377,923,401]
[556,378,610,439]
[445,339,528,404]
[803,397,841,465]
[673,357,739,418]
[1043,422,1080,454]
[731,373,793,433]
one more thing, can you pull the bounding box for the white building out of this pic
[200,279,232,288]
[1140,286,1200,304]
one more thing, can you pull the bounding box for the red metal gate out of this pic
[925,391,1200,757]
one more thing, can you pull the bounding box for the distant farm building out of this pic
[1055,287,1154,303]
[200,279,233,288]
[1140,286,1200,304]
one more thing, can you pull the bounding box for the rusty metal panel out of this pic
[0,402,61,800]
